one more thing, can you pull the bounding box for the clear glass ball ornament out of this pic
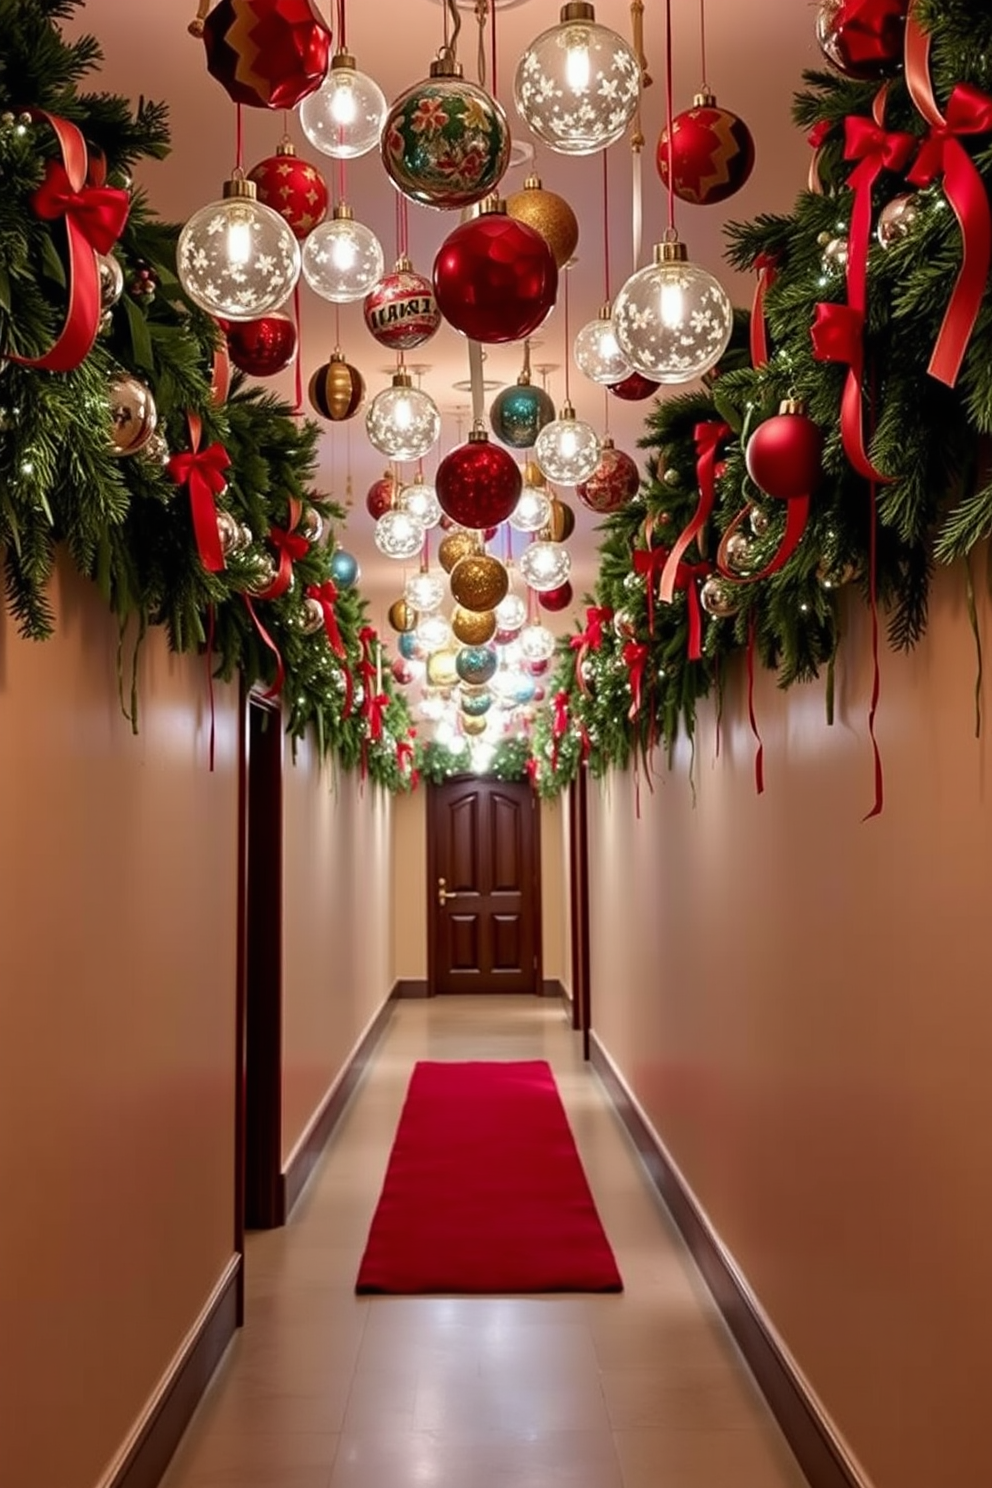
[301,205,384,303]
[509,485,553,533]
[573,307,631,384]
[416,612,453,652]
[612,238,734,383]
[398,477,442,529]
[177,175,301,321]
[534,403,601,484]
[514,1,640,156]
[366,373,441,461]
[405,570,447,612]
[374,508,426,560]
[494,592,527,635]
[298,51,387,159]
[519,539,572,592]
[518,622,557,663]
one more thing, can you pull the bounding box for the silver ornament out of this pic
[300,596,325,634]
[298,505,324,543]
[749,505,770,537]
[663,467,680,487]
[724,531,754,575]
[700,576,741,618]
[216,510,242,557]
[876,193,921,249]
[245,553,278,595]
[820,235,849,273]
[98,253,125,310]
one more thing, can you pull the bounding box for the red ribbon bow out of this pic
[622,641,650,722]
[259,521,309,600]
[167,414,230,573]
[305,581,345,657]
[32,161,130,255]
[366,692,388,743]
[569,605,614,695]
[397,733,418,787]
[660,422,730,607]
[551,689,570,771]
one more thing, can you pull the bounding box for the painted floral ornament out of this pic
[381,47,511,211]
[363,257,441,350]
[575,437,640,513]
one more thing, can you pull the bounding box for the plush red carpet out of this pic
[355,1060,622,1294]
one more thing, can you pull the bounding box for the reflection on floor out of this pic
[161,996,810,1488]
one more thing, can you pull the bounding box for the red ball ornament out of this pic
[198,0,332,109]
[363,257,441,351]
[433,203,558,345]
[538,582,573,613]
[226,314,298,376]
[247,140,328,239]
[436,432,523,528]
[745,400,824,500]
[366,472,396,519]
[308,351,365,420]
[575,438,640,514]
[608,369,660,402]
[815,0,909,80]
[656,93,755,206]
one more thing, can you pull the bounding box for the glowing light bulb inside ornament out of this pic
[519,623,557,663]
[366,371,441,461]
[534,402,600,484]
[509,486,552,533]
[374,508,426,560]
[564,30,592,90]
[494,592,527,637]
[613,237,733,384]
[177,174,301,321]
[405,570,446,612]
[519,540,571,592]
[573,306,631,384]
[301,203,384,303]
[660,281,685,331]
[514,1,641,156]
[299,50,387,159]
[399,478,442,529]
[416,613,452,652]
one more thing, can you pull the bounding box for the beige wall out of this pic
[282,748,394,1163]
[587,564,992,1488]
[540,794,566,985]
[0,561,240,1488]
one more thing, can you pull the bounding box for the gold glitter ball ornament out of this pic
[451,606,497,645]
[450,553,509,612]
[426,648,460,688]
[387,598,417,633]
[505,175,579,270]
[461,713,488,736]
[438,529,479,573]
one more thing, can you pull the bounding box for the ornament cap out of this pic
[600,435,616,450]
[468,425,490,444]
[558,400,577,420]
[779,397,807,416]
[223,172,258,201]
[560,1,596,21]
[276,137,297,157]
[653,237,688,265]
[598,302,613,320]
[692,90,717,108]
[516,369,533,386]
[392,369,414,389]
[329,348,346,362]
[393,254,413,271]
[478,193,507,215]
[523,174,543,190]
[331,48,356,71]
[332,201,355,221]
[430,47,463,79]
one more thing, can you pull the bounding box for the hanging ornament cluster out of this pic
[656,93,755,206]
[196,0,333,110]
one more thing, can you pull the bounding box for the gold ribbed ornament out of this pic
[426,648,460,688]
[543,497,576,543]
[460,713,487,736]
[522,457,547,489]
[387,597,417,633]
[438,529,479,573]
[505,175,579,269]
[308,351,365,422]
[451,606,497,644]
[450,553,509,612]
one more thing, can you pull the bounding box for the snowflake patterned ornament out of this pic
[514,1,640,156]
[612,236,733,384]
[177,174,302,321]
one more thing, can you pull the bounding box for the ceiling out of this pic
[66,0,820,630]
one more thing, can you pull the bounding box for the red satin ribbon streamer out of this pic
[746,616,765,796]
[255,496,307,600]
[716,497,810,585]
[305,580,345,656]
[551,689,570,769]
[905,19,992,386]
[622,641,649,721]
[671,561,710,661]
[660,421,730,604]
[7,112,129,373]
[242,595,285,699]
[525,755,540,788]
[811,88,911,482]
[397,734,416,776]
[750,259,777,368]
[632,545,668,633]
[366,692,389,743]
[167,412,230,573]
[568,605,613,694]
[807,119,832,195]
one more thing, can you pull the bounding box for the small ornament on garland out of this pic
[247,138,328,239]
[217,509,251,557]
[298,504,323,543]
[194,0,333,110]
[329,547,360,588]
[815,0,909,81]
[723,530,754,575]
[127,262,158,302]
[98,254,125,309]
[299,596,326,634]
[818,231,849,274]
[107,373,158,457]
[875,192,921,248]
[308,349,365,420]
[363,257,440,351]
[717,400,823,585]
[575,438,640,513]
[656,92,755,206]
[225,313,298,377]
[699,576,741,617]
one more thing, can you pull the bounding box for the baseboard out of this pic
[540,977,567,1000]
[100,1255,240,1488]
[281,994,396,1219]
[590,1033,870,1488]
[391,978,429,998]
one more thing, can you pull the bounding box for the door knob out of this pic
[437,877,464,905]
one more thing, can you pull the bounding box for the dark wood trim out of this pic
[106,1257,240,1488]
[280,995,396,1220]
[541,978,567,1000]
[590,1035,866,1488]
[391,978,429,999]
[234,682,249,1324]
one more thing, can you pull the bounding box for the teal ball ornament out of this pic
[461,688,493,717]
[455,645,498,686]
[398,631,421,660]
[329,548,360,589]
[490,378,555,449]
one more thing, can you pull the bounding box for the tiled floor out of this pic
[160,996,810,1488]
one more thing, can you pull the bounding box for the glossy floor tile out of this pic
[160,997,810,1488]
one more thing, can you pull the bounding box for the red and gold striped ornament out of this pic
[247,140,328,239]
[656,93,755,206]
[196,0,332,110]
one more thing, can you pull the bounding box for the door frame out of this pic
[425,774,543,996]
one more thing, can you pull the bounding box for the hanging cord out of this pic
[491,0,498,101]
[629,0,649,269]
[444,0,462,59]
[602,151,611,303]
[664,0,676,235]
[468,340,486,427]
[521,337,532,381]
[292,284,304,414]
[337,0,346,50]
[563,269,571,403]
[235,103,244,171]
[475,1,488,87]
[698,0,709,91]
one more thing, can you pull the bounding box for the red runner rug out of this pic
[356,1060,622,1294]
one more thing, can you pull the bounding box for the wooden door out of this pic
[427,777,541,995]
